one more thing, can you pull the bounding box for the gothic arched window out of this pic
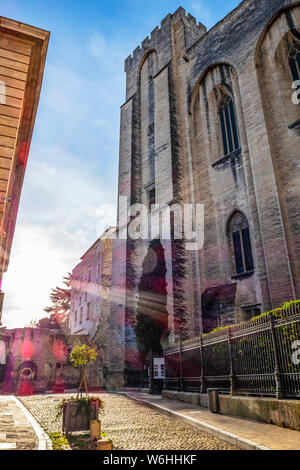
[289,46,300,83]
[227,212,254,275]
[219,95,239,156]
[289,46,300,106]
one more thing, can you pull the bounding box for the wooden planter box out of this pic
[62,399,100,434]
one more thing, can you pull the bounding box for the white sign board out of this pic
[0,340,5,364]
[153,358,165,379]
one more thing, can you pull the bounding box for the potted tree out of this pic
[57,345,104,434]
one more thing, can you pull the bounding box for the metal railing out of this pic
[164,302,300,399]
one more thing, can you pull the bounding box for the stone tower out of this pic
[108,8,207,388]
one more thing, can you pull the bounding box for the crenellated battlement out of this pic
[124,6,207,72]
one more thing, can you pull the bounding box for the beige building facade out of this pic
[108,0,300,388]
[70,227,115,387]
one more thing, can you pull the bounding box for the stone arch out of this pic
[135,239,169,356]
[288,41,300,82]
[190,63,248,289]
[138,49,158,77]
[254,1,300,63]
[272,29,300,126]
[225,207,249,233]
[18,360,37,381]
[255,3,300,299]
[190,61,236,112]
[16,361,38,395]
[138,50,159,189]
[190,63,243,170]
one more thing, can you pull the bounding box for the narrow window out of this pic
[148,122,154,136]
[229,101,239,149]
[242,228,254,272]
[228,212,254,275]
[87,302,91,321]
[224,103,234,153]
[220,109,228,156]
[148,188,155,210]
[80,307,83,324]
[242,306,261,321]
[219,97,239,156]
[289,48,300,82]
[232,231,244,273]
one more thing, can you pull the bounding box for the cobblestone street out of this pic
[20,393,238,450]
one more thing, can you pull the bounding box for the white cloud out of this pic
[89,32,107,59]
[43,64,89,117]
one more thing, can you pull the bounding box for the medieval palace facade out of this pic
[107,0,300,388]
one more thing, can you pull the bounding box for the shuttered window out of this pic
[148,188,155,210]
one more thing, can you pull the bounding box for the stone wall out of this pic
[0,327,101,394]
[162,390,300,431]
[219,395,300,431]
[109,0,300,386]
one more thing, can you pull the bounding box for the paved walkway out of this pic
[123,391,300,451]
[0,396,49,450]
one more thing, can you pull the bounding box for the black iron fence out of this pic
[165,302,300,399]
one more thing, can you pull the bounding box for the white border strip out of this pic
[11,396,52,450]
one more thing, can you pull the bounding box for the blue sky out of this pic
[0,0,241,328]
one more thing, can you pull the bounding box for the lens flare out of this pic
[52,340,67,361]
[20,339,35,360]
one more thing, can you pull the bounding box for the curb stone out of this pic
[14,396,52,450]
[120,392,271,451]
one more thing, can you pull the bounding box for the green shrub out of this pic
[250,300,300,322]
[49,432,70,451]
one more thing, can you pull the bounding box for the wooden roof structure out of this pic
[0,17,49,279]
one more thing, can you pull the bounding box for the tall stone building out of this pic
[0,18,49,323]
[70,227,115,337]
[108,0,300,388]
[69,227,115,387]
